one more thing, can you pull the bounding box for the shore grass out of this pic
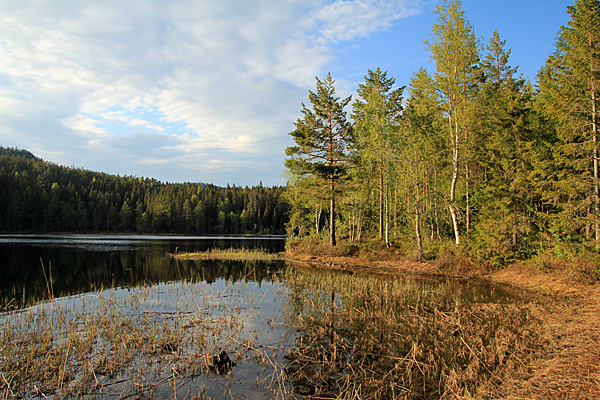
[283,239,600,399]
[174,247,282,262]
[0,279,289,399]
[267,266,546,399]
[5,238,599,399]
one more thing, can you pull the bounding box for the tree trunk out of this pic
[315,206,321,235]
[379,161,384,239]
[384,181,390,247]
[592,78,598,248]
[330,176,336,246]
[449,118,461,245]
[414,202,423,260]
[434,168,441,240]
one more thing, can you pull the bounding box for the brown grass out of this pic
[275,267,547,399]
[175,247,282,262]
[285,240,600,399]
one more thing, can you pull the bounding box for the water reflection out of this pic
[0,235,539,399]
[280,266,540,399]
[0,234,285,309]
[1,269,292,399]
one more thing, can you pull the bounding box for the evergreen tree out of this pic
[285,73,353,246]
[538,0,600,246]
[471,30,538,264]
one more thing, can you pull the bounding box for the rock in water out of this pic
[211,351,235,374]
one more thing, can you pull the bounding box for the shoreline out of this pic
[282,249,600,398]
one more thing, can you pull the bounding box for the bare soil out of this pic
[284,247,600,399]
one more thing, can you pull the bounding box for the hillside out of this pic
[0,147,288,234]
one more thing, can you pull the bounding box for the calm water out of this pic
[0,234,533,399]
[0,234,285,307]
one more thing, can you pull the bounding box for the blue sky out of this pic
[0,0,570,187]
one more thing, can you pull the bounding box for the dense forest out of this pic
[286,0,600,266]
[0,147,288,235]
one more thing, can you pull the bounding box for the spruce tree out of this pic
[471,30,537,264]
[285,73,352,246]
[538,0,600,246]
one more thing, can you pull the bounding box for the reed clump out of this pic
[276,267,545,399]
[0,277,287,399]
[175,247,282,262]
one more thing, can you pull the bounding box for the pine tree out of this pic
[285,73,353,246]
[538,0,600,246]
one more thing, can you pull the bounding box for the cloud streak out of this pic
[0,0,423,186]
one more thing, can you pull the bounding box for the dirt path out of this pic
[284,252,600,399]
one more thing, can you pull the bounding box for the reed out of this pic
[0,277,286,399]
[175,247,282,262]
[271,266,545,399]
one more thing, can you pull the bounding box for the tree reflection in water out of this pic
[280,266,543,399]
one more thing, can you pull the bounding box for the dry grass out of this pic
[0,278,289,399]
[265,267,546,399]
[175,247,282,262]
[5,239,599,399]
[285,240,600,399]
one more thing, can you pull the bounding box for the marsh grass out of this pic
[175,247,282,262]
[0,261,543,399]
[0,274,291,399]
[273,266,545,399]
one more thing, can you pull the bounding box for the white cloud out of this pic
[314,0,421,44]
[0,0,423,185]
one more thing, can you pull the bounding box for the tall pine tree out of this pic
[285,73,353,246]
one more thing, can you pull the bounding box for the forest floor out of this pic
[284,243,600,399]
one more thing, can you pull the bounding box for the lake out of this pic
[0,234,540,399]
[0,234,285,308]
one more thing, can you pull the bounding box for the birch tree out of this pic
[425,0,480,245]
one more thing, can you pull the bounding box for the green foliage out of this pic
[537,0,600,245]
[351,68,404,244]
[426,0,481,245]
[285,73,353,246]
[281,0,600,267]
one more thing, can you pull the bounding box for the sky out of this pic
[0,0,571,187]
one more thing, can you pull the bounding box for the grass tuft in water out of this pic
[175,247,282,262]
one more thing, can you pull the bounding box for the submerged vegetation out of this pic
[280,267,544,399]
[0,274,291,399]
[1,261,560,399]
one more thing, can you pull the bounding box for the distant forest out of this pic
[0,147,288,235]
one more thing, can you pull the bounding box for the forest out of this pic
[0,147,288,235]
[285,0,600,266]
